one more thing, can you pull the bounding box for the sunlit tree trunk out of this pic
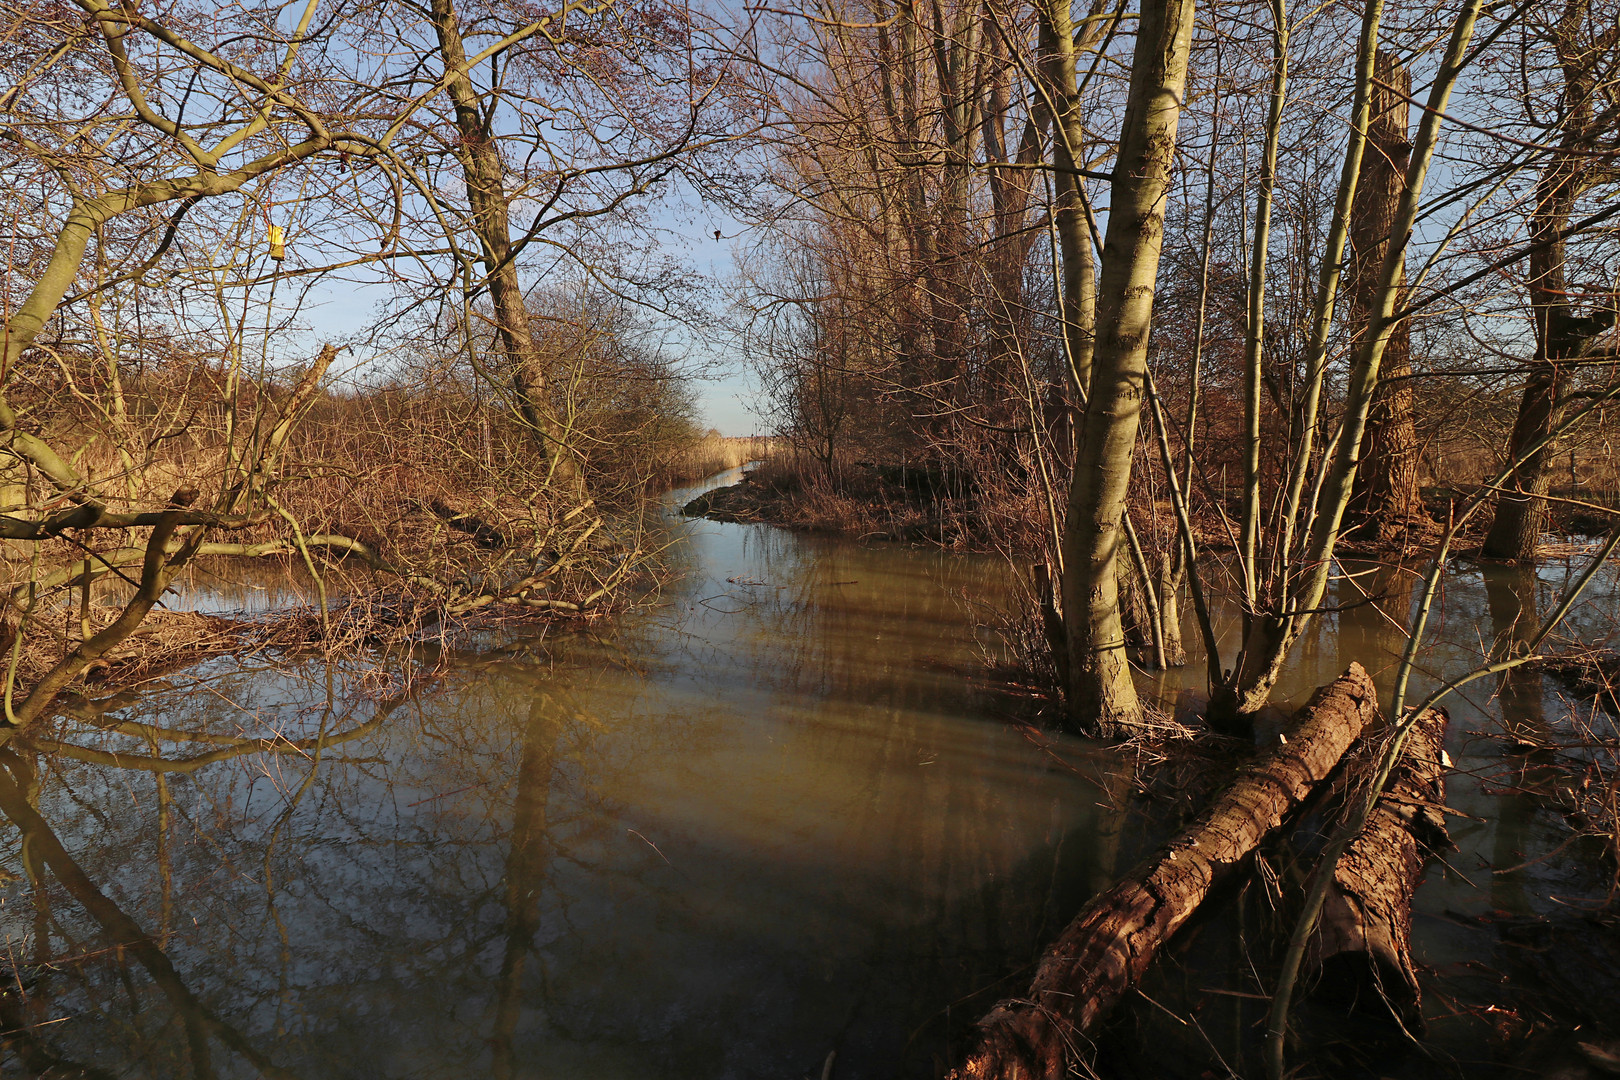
[1058,0,1199,737]
[428,0,587,501]
[1483,0,1619,560]
[1041,0,1105,401]
[1345,53,1431,544]
[1216,0,1486,724]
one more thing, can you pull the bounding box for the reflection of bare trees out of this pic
[1485,565,1550,747]
[0,751,298,1080]
[1335,560,1418,688]
[490,692,561,1080]
[0,523,1111,1078]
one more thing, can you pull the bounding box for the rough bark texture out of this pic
[1481,0,1618,561]
[950,664,1378,1080]
[1059,0,1198,737]
[1306,706,1450,1031]
[1483,362,1561,561]
[1346,53,1432,544]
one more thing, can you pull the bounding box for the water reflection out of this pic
[1,473,1617,1078]
[0,471,1105,1078]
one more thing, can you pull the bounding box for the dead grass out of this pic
[661,433,775,487]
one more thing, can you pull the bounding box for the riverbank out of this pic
[682,462,980,544]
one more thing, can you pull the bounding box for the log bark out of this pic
[950,664,1379,1080]
[1305,706,1450,1031]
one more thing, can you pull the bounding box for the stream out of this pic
[0,465,1615,1078]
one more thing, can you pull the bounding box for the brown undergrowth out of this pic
[0,341,717,731]
[0,576,609,717]
[683,456,988,544]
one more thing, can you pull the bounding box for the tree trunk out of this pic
[1481,0,1617,561]
[1346,53,1432,545]
[1305,706,1450,1032]
[428,0,586,502]
[949,664,1378,1080]
[1482,361,1561,560]
[1157,551,1187,667]
[1057,0,1198,737]
[1214,0,1487,725]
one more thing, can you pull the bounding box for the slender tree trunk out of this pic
[1057,0,1199,737]
[1346,53,1432,544]
[1040,0,1104,401]
[428,0,586,501]
[1157,551,1187,667]
[1214,0,1485,723]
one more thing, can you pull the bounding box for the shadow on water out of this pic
[0,467,1615,1078]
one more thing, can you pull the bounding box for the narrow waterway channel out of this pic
[0,467,1110,1079]
[0,467,1614,1078]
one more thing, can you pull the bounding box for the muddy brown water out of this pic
[0,467,1615,1078]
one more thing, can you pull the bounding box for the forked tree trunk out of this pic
[949,664,1378,1080]
[1305,706,1450,1032]
[1482,0,1618,561]
[1057,0,1198,737]
[1214,0,1487,724]
[1346,53,1432,545]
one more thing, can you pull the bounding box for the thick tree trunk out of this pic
[1483,361,1561,561]
[1058,0,1198,737]
[1482,0,1617,561]
[949,664,1378,1080]
[1306,706,1450,1032]
[1346,53,1432,545]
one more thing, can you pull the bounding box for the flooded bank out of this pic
[0,468,1110,1079]
[0,467,1615,1078]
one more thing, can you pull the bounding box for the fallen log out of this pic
[1304,705,1450,1032]
[949,663,1380,1080]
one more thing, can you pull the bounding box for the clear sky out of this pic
[681,205,769,437]
[261,179,769,436]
